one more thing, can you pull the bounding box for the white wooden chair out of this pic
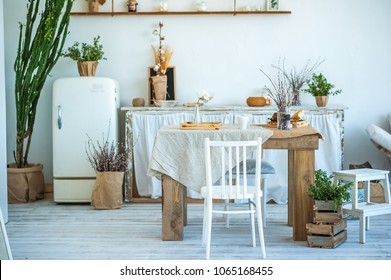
[201,137,266,260]
[231,159,275,226]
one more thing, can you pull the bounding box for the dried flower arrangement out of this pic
[196,90,212,105]
[152,22,173,76]
[260,67,292,113]
[86,130,129,172]
[272,58,325,105]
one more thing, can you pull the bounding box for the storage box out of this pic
[307,229,347,249]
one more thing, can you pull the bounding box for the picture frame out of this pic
[267,0,279,11]
[148,66,176,106]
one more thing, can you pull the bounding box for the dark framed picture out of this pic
[148,66,176,106]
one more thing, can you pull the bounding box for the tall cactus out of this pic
[13,0,74,168]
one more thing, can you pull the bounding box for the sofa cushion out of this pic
[231,159,276,175]
[366,124,391,153]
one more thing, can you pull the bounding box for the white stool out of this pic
[333,168,391,243]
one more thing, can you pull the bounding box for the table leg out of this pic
[162,175,185,241]
[288,150,294,226]
[289,150,315,241]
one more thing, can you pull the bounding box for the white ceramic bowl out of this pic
[154,100,177,107]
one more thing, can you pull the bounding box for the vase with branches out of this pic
[273,58,325,106]
[150,22,173,103]
[86,128,129,209]
[260,67,292,129]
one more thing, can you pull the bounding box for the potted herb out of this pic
[86,131,129,210]
[305,73,342,107]
[7,0,73,203]
[308,169,351,211]
[62,36,106,76]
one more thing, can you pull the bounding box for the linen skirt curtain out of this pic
[132,111,343,204]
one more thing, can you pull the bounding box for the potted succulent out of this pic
[62,36,106,76]
[8,0,73,203]
[308,169,351,211]
[305,73,342,107]
[86,130,129,210]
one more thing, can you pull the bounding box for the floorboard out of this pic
[5,195,391,260]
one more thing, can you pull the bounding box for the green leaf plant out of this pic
[308,169,351,209]
[305,73,342,97]
[13,0,74,168]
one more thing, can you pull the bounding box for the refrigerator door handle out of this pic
[57,105,62,129]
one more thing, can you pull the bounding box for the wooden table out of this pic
[149,124,323,241]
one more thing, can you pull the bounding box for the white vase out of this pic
[193,104,201,124]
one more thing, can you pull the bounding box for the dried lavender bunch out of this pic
[273,58,325,105]
[86,132,129,172]
[260,67,292,112]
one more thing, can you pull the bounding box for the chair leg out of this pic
[261,178,267,227]
[249,200,256,247]
[202,199,207,247]
[225,199,230,228]
[359,213,366,244]
[255,197,266,258]
[205,201,213,260]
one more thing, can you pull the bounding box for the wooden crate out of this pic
[313,211,344,224]
[312,200,344,224]
[307,229,347,249]
[307,218,347,236]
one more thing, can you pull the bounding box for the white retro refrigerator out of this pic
[52,77,119,202]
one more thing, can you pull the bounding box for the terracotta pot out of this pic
[315,96,329,107]
[7,163,45,203]
[77,61,98,76]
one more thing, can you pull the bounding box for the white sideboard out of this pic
[121,105,347,203]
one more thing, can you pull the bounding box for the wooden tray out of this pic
[264,120,309,128]
[179,122,223,130]
[265,122,277,128]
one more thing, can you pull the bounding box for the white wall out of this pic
[1,0,8,222]
[3,0,391,183]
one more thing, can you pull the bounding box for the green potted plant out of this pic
[308,169,351,211]
[62,36,106,76]
[7,0,73,203]
[86,130,129,210]
[305,73,342,107]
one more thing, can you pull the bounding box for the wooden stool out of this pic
[333,168,391,243]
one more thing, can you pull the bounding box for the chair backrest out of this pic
[204,137,263,200]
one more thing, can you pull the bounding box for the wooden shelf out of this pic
[70,10,292,16]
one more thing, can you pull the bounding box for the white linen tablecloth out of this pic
[147,124,273,193]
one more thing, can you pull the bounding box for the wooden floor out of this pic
[5,195,391,260]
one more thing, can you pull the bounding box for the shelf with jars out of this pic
[72,0,291,16]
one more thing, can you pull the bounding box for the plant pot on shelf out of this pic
[77,61,98,76]
[7,163,45,203]
[315,96,329,107]
[88,0,100,12]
